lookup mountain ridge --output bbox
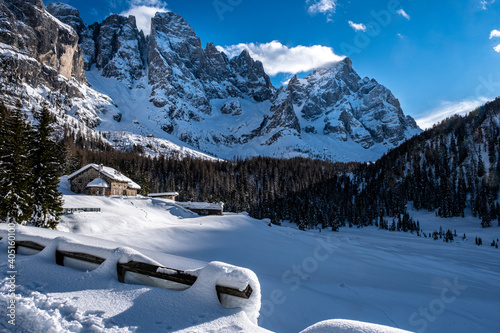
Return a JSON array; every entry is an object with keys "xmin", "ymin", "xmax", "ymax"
[{"xmin": 0, "ymin": 0, "xmax": 421, "ymax": 162}]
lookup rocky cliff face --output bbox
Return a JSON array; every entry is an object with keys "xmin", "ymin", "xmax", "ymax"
[
  {"xmin": 0, "ymin": 0, "xmax": 117, "ymax": 128},
  {"xmin": 96, "ymin": 15, "xmax": 147, "ymax": 87},
  {"xmin": 3, "ymin": 1, "xmax": 421, "ymax": 162},
  {"xmin": 0, "ymin": 0, "xmax": 85, "ymax": 85},
  {"xmin": 147, "ymin": 12, "xmax": 274, "ymax": 115},
  {"xmin": 45, "ymin": 2, "xmax": 85, "ymax": 35},
  {"xmin": 47, "ymin": 4, "xmax": 147, "ymax": 87}
]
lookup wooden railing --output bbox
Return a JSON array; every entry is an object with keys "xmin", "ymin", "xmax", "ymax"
[{"xmin": 5, "ymin": 238, "xmax": 252, "ymax": 301}]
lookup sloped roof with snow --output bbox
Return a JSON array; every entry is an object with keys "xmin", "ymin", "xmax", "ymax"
[
  {"xmin": 177, "ymin": 202, "xmax": 224, "ymax": 210},
  {"xmin": 148, "ymin": 192, "xmax": 179, "ymax": 197},
  {"xmin": 86, "ymin": 178, "xmax": 109, "ymax": 188},
  {"xmin": 68, "ymin": 163, "xmax": 141, "ymax": 189}
]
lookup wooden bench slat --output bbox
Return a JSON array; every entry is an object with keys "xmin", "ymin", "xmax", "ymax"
[
  {"xmin": 216, "ymin": 284, "xmax": 253, "ymax": 299},
  {"xmin": 116, "ymin": 261, "xmax": 197, "ymax": 285},
  {"xmin": 56, "ymin": 250, "xmax": 106, "ymax": 266},
  {"xmin": 16, "ymin": 240, "xmax": 45, "ymax": 252},
  {"xmin": 117, "ymin": 261, "xmax": 253, "ymax": 299}
]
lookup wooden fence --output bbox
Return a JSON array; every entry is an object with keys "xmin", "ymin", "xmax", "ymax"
[
  {"xmin": 2, "ymin": 237, "xmax": 252, "ymax": 302},
  {"xmin": 62, "ymin": 208, "xmax": 101, "ymax": 214}
]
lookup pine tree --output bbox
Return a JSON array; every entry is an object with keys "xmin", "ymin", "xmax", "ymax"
[
  {"xmin": 0, "ymin": 103, "xmax": 32, "ymax": 224},
  {"xmin": 29, "ymin": 106, "xmax": 64, "ymax": 228}
]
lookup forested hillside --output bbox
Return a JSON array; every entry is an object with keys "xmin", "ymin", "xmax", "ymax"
[
  {"xmin": 64, "ymin": 138, "xmax": 352, "ymax": 223},
  {"xmin": 362, "ymin": 97, "xmax": 500, "ymax": 227},
  {"xmin": 61, "ymin": 98, "xmax": 500, "ymax": 230},
  {"xmin": 3, "ymin": 98, "xmax": 499, "ymax": 231},
  {"xmin": 276, "ymin": 98, "xmax": 500, "ymax": 230}
]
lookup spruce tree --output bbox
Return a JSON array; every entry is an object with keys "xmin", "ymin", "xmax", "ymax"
[
  {"xmin": 0, "ymin": 103, "xmax": 8, "ymax": 220},
  {"xmin": 30, "ymin": 106, "xmax": 63, "ymax": 228},
  {"xmin": 0, "ymin": 103, "xmax": 32, "ymax": 224}
]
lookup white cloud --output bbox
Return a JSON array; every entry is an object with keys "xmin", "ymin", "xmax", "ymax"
[
  {"xmin": 307, "ymin": 0, "xmax": 338, "ymax": 15},
  {"xmin": 281, "ymin": 76, "xmax": 294, "ymax": 86},
  {"xmin": 217, "ymin": 41, "xmax": 345, "ymax": 76},
  {"xmin": 120, "ymin": 1, "xmax": 169, "ymax": 35},
  {"xmin": 397, "ymin": 33, "xmax": 405, "ymax": 39},
  {"xmin": 348, "ymin": 20, "xmax": 367, "ymax": 32},
  {"xmin": 489, "ymin": 30, "xmax": 500, "ymax": 52},
  {"xmin": 490, "ymin": 29, "xmax": 500, "ymax": 39},
  {"xmin": 416, "ymin": 98, "xmax": 489, "ymax": 129},
  {"xmin": 481, "ymin": 0, "xmax": 496, "ymax": 10},
  {"xmin": 397, "ymin": 9, "xmax": 411, "ymax": 20}
]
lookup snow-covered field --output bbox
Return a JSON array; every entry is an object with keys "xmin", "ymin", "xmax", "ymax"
[{"xmin": 1, "ymin": 179, "xmax": 499, "ymax": 332}]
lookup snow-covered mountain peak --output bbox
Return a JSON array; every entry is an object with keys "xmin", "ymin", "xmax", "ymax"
[
  {"xmin": 311, "ymin": 56, "xmax": 352, "ymax": 75},
  {"xmin": 151, "ymin": 11, "xmax": 199, "ymax": 46},
  {"xmin": 275, "ymin": 55, "xmax": 420, "ymax": 152}
]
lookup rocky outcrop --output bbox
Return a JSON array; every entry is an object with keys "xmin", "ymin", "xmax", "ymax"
[
  {"xmin": 229, "ymin": 49, "xmax": 273, "ymax": 102},
  {"xmin": 148, "ymin": 11, "xmax": 211, "ymax": 114},
  {"xmin": 97, "ymin": 15, "xmax": 147, "ymax": 87},
  {"xmin": 221, "ymin": 99, "xmax": 242, "ymax": 115},
  {"xmin": 263, "ymin": 95, "xmax": 300, "ymax": 136},
  {"xmin": 48, "ymin": 4, "xmax": 147, "ymax": 85},
  {"xmin": 0, "ymin": 0, "xmax": 118, "ymax": 130},
  {"xmin": 147, "ymin": 12, "xmax": 274, "ymax": 116},
  {"xmin": 46, "ymin": 2, "xmax": 97, "ymax": 72},
  {"xmin": 0, "ymin": 0, "xmax": 86, "ymax": 84},
  {"xmin": 46, "ymin": 2, "xmax": 85, "ymax": 35}
]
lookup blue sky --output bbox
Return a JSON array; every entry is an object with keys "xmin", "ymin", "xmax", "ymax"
[{"xmin": 46, "ymin": 0, "xmax": 500, "ymax": 128}]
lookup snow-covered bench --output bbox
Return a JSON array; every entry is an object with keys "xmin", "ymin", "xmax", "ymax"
[{"xmin": 10, "ymin": 238, "xmax": 254, "ymax": 305}]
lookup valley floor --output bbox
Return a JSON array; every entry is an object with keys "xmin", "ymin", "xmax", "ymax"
[{"xmin": 0, "ymin": 182, "xmax": 499, "ymax": 332}]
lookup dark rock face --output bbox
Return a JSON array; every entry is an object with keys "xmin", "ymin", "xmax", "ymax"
[
  {"xmin": 229, "ymin": 49, "xmax": 273, "ymax": 102},
  {"xmin": 48, "ymin": 4, "xmax": 147, "ymax": 85},
  {"xmin": 97, "ymin": 15, "xmax": 147, "ymax": 87},
  {"xmin": 262, "ymin": 95, "xmax": 300, "ymax": 136},
  {"xmin": 0, "ymin": 0, "xmax": 87, "ymax": 113},
  {"xmin": 0, "ymin": 0, "xmax": 86, "ymax": 84},
  {"xmin": 221, "ymin": 100, "xmax": 242, "ymax": 115},
  {"xmin": 147, "ymin": 12, "xmax": 212, "ymax": 115},
  {"xmin": 147, "ymin": 12, "xmax": 274, "ymax": 118}
]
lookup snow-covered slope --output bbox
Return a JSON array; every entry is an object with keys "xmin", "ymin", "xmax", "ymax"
[
  {"xmin": 1, "ymin": 178, "xmax": 498, "ymax": 332},
  {"xmin": 0, "ymin": 0, "xmax": 421, "ymax": 162}
]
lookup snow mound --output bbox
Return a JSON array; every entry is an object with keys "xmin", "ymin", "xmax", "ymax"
[
  {"xmin": 186, "ymin": 261, "xmax": 261, "ymax": 325},
  {"xmin": 93, "ymin": 246, "xmax": 162, "ymax": 280},
  {"xmin": 300, "ymin": 319, "xmax": 414, "ymax": 333}
]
